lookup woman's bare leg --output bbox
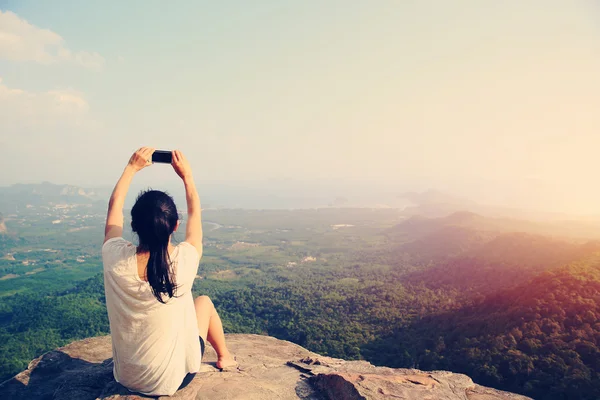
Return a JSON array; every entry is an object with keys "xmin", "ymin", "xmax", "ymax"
[{"xmin": 194, "ymin": 295, "xmax": 237, "ymax": 369}]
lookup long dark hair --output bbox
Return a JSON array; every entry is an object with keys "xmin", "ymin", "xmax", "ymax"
[{"xmin": 131, "ymin": 189, "xmax": 180, "ymax": 303}]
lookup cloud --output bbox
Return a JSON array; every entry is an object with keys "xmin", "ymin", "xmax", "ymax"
[
  {"xmin": 0, "ymin": 77, "xmax": 90, "ymax": 133},
  {"xmin": 0, "ymin": 10, "xmax": 105, "ymax": 70},
  {"xmin": 0, "ymin": 77, "xmax": 109, "ymax": 185}
]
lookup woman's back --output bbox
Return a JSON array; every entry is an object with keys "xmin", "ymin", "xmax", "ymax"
[
  {"xmin": 102, "ymin": 148, "xmax": 236, "ymax": 395},
  {"xmin": 102, "ymin": 237, "xmax": 201, "ymax": 396}
]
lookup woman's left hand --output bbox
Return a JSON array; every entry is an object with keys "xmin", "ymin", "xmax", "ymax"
[{"xmin": 127, "ymin": 147, "xmax": 156, "ymax": 172}]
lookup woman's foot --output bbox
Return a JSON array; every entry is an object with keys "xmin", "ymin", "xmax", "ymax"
[{"xmin": 216, "ymin": 353, "xmax": 238, "ymax": 370}]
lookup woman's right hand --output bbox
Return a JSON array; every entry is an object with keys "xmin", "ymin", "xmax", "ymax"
[
  {"xmin": 171, "ymin": 150, "xmax": 193, "ymax": 180},
  {"xmin": 127, "ymin": 147, "xmax": 156, "ymax": 172}
]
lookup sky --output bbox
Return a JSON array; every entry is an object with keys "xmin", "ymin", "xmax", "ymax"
[{"xmin": 1, "ymin": 1, "xmax": 600, "ymax": 213}]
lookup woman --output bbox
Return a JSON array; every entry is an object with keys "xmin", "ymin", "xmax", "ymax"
[{"xmin": 102, "ymin": 147, "xmax": 237, "ymax": 396}]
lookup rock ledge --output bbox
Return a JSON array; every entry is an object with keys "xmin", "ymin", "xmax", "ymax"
[{"xmin": 0, "ymin": 334, "xmax": 531, "ymax": 399}]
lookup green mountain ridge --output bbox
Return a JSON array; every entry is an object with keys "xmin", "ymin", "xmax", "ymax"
[{"xmin": 366, "ymin": 254, "xmax": 600, "ymax": 400}]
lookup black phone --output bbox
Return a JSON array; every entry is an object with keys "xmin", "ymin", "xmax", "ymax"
[{"xmin": 152, "ymin": 150, "xmax": 173, "ymax": 164}]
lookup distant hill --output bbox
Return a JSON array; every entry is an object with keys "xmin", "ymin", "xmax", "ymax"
[
  {"xmin": 394, "ymin": 225, "xmax": 497, "ymax": 264},
  {"xmin": 387, "ymin": 211, "xmax": 600, "ymax": 241},
  {"xmin": 405, "ymin": 231, "xmax": 600, "ymax": 295},
  {"xmin": 366, "ymin": 254, "xmax": 600, "ymax": 399},
  {"xmin": 398, "ymin": 191, "xmax": 478, "ymax": 218},
  {"xmin": 383, "ymin": 211, "xmax": 600, "ymax": 300},
  {"xmin": 466, "ymin": 233, "xmax": 600, "ymax": 267},
  {"xmin": 398, "ymin": 190, "xmax": 600, "ymax": 222},
  {"xmin": 0, "ymin": 182, "xmax": 110, "ymax": 212},
  {"xmin": 1, "ymin": 181, "xmax": 106, "ymax": 201},
  {"xmin": 386, "ymin": 211, "xmax": 494, "ymax": 239}
]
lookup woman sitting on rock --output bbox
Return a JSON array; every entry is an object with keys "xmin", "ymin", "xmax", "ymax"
[{"xmin": 102, "ymin": 147, "xmax": 237, "ymax": 396}]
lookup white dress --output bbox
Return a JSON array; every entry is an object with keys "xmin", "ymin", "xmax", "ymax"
[{"xmin": 102, "ymin": 237, "xmax": 202, "ymax": 396}]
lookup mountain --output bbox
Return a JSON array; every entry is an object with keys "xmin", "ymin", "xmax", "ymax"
[
  {"xmin": 405, "ymin": 232, "xmax": 600, "ymax": 295},
  {"xmin": 0, "ymin": 182, "xmax": 110, "ymax": 212},
  {"xmin": 384, "ymin": 210, "xmax": 600, "ymax": 298},
  {"xmin": 388, "ymin": 210, "xmax": 600, "ymax": 242},
  {"xmin": 394, "ymin": 225, "xmax": 497, "ymax": 264},
  {"xmin": 398, "ymin": 191, "xmax": 478, "ymax": 218},
  {"xmin": 387, "ymin": 211, "xmax": 530, "ymax": 240},
  {"xmin": 366, "ymin": 254, "xmax": 600, "ymax": 400},
  {"xmin": 398, "ymin": 190, "xmax": 600, "ymax": 223},
  {"xmin": 0, "ymin": 334, "xmax": 531, "ymax": 399},
  {"xmin": 383, "ymin": 211, "xmax": 549, "ymax": 266},
  {"xmin": 2, "ymin": 181, "xmax": 103, "ymax": 199}
]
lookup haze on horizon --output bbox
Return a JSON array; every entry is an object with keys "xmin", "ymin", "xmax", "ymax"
[{"xmin": 1, "ymin": 1, "xmax": 600, "ymax": 215}]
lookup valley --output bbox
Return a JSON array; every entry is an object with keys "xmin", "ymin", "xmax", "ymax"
[{"xmin": 0, "ymin": 187, "xmax": 599, "ymax": 399}]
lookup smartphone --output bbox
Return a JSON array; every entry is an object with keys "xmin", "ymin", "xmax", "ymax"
[{"xmin": 152, "ymin": 150, "xmax": 173, "ymax": 164}]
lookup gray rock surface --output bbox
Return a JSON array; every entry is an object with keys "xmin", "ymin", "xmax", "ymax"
[{"xmin": 0, "ymin": 334, "xmax": 532, "ymax": 399}]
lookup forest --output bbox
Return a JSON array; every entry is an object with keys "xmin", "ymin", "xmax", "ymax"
[{"xmin": 1, "ymin": 207, "xmax": 599, "ymax": 399}]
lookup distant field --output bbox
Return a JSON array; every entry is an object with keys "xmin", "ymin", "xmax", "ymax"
[{"xmin": 0, "ymin": 208, "xmax": 404, "ymax": 297}]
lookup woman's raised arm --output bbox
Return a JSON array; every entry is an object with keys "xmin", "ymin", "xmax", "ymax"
[
  {"xmin": 171, "ymin": 150, "xmax": 202, "ymax": 256},
  {"xmin": 104, "ymin": 147, "xmax": 155, "ymax": 244}
]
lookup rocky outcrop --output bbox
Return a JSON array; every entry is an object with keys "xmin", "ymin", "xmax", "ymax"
[
  {"xmin": 0, "ymin": 213, "xmax": 6, "ymax": 234},
  {"xmin": 0, "ymin": 334, "xmax": 531, "ymax": 399}
]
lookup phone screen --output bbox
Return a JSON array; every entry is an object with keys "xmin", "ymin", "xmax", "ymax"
[{"xmin": 152, "ymin": 150, "xmax": 172, "ymax": 163}]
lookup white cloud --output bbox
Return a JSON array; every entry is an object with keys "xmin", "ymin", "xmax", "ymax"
[
  {"xmin": 0, "ymin": 10, "xmax": 105, "ymax": 70},
  {"xmin": 0, "ymin": 77, "xmax": 89, "ymax": 132},
  {"xmin": 0, "ymin": 77, "xmax": 108, "ymax": 185}
]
